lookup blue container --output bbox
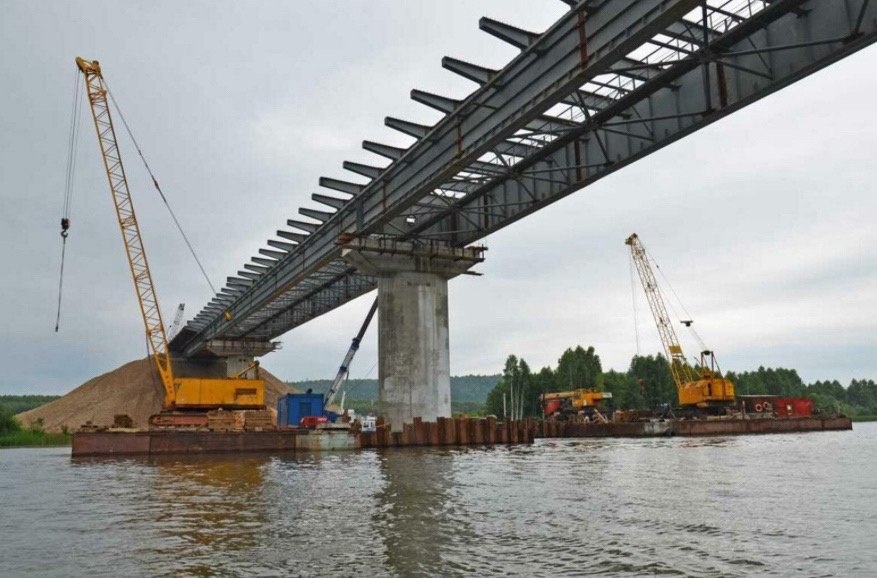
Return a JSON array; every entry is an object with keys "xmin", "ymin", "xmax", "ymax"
[{"xmin": 277, "ymin": 393, "xmax": 325, "ymax": 427}]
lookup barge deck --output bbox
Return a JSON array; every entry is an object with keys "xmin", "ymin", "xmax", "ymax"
[{"xmin": 71, "ymin": 415, "xmax": 852, "ymax": 456}]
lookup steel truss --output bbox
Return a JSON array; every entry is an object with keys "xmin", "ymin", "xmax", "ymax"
[{"xmin": 172, "ymin": 0, "xmax": 875, "ymax": 358}]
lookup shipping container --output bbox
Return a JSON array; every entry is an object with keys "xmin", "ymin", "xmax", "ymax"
[
  {"xmin": 774, "ymin": 397, "xmax": 814, "ymax": 417},
  {"xmin": 737, "ymin": 395, "xmax": 813, "ymax": 417},
  {"xmin": 738, "ymin": 395, "xmax": 779, "ymax": 414},
  {"xmin": 277, "ymin": 393, "xmax": 325, "ymax": 427}
]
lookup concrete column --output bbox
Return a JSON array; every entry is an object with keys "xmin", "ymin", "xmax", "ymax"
[{"xmin": 342, "ymin": 239, "xmax": 485, "ymax": 431}]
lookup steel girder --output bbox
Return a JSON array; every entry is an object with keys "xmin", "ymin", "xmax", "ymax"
[
  {"xmin": 172, "ymin": 0, "xmax": 876, "ymax": 358},
  {"xmin": 403, "ymin": 0, "xmax": 877, "ymax": 243}
]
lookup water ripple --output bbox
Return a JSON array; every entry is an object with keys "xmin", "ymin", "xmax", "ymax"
[{"xmin": 1, "ymin": 424, "xmax": 876, "ymax": 576}]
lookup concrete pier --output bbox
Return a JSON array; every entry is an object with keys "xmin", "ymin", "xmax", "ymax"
[{"xmin": 342, "ymin": 238, "xmax": 485, "ymax": 431}]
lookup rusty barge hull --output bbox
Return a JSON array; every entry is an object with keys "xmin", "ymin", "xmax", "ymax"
[
  {"xmin": 72, "ymin": 430, "xmax": 302, "ymax": 456},
  {"xmin": 560, "ymin": 416, "xmax": 853, "ymax": 438},
  {"xmin": 71, "ymin": 416, "xmax": 852, "ymax": 456},
  {"xmin": 71, "ymin": 416, "xmax": 533, "ymax": 456}
]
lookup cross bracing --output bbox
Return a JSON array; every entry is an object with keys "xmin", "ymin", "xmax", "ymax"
[{"xmin": 170, "ymin": 0, "xmax": 876, "ymax": 358}]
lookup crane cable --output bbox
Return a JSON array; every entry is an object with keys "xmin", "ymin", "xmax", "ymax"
[
  {"xmin": 629, "ymin": 254, "xmax": 641, "ymax": 357},
  {"xmin": 648, "ymin": 249, "xmax": 709, "ymax": 355},
  {"xmin": 105, "ymin": 83, "xmax": 218, "ymax": 296},
  {"xmin": 55, "ymin": 71, "xmax": 84, "ymax": 332}
]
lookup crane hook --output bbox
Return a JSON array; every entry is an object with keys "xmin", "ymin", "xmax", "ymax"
[{"xmin": 60, "ymin": 217, "xmax": 70, "ymax": 238}]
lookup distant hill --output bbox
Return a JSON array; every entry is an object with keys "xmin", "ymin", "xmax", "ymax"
[{"xmin": 289, "ymin": 374, "xmax": 501, "ymax": 404}]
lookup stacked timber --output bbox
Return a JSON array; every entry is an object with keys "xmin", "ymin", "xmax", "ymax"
[
  {"xmin": 113, "ymin": 414, "xmax": 134, "ymax": 429},
  {"xmin": 207, "ymin": 410, "xmax": 239, "ymax": 432},
  {"xmin": 243, "ymin": 410, "xmax": 275, "ymax": 431}
]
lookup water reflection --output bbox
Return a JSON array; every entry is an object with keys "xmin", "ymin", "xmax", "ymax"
[
  {"xmin": 150, "ymin": 455, "xmax": 271, "ymax": 560},
  {"xmin": 375, "ymin": 448, "xmax": 475, "ymax": 575},
  {"xmin": 5, "ymin": 426, "xmax": 873, "ymax": 576}
]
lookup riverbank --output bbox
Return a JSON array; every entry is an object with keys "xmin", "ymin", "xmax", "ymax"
[{"xmin": 0, "ymin": 429, "xmax": 71, "ymax": 448}]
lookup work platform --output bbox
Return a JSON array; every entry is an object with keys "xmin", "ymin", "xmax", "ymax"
[{"xmin": 71, "ymin": 416, "xmax": 852, "ymax": 456}]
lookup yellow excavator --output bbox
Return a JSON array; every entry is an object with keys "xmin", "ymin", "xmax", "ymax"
[
  {"xmin": 625, "ymin": 233, "xmax": 735, "ymax": 410},
  {"xmin": 75, "ymin": 57, "xmax": 265, "ymax": 425}
]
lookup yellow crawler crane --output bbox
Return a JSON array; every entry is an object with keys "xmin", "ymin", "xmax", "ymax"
[
  {"xmin": 625, "ymin": 233, "xmax": 735, "ymax": 409},
  {"xmin": 76, "ymin": 57, "xmax": 264, "ymax": 417}
]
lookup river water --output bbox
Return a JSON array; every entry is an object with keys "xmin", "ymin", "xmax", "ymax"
[{"xmin": 1, "ymin": 424, "xmax": 875, "ymax": 577}]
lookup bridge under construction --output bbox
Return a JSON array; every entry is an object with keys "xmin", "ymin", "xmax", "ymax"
[{"xmin": 148, "ymin": 0, "xmax": 875, "ymax": 429}]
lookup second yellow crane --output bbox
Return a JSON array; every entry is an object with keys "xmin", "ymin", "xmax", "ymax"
[{"xmin": 626, "ymin": 233, "xmax": 735, "ymax": 410}]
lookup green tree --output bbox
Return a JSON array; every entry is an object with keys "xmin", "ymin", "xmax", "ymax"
[
  {"xmin": 0, "ymin": 407, "xmax": 20, "ymax": 435},
  {"xmin": 629, "ymin": 354, "xmax": 676, "ymax": 408},
  {"xmin": 603, "ymin": 369, "xmax": 643, "ymax": 410},
  {"xmin": 726, "ymin": 367, "xmax": 806, "ymax": 397},
  {"xmin": 847, "ymin": 379, "xmax": 877, "ymax": 414},
  {"xmin": 533, "ymin": 366, "xmax": 555, "ymax": 410},
  {"xmin": 808, "ymin": 380, "xmax": 846, "ymax": 402},
  {"xmin": 485, "ymin": 355, "xmax": 545, "ymax": 418},
  {"xmin": 554, "ymin": 346, "xmax": 603, "ymax": 392},
  {"xmin": 486, "ymin": 355, "xmax": 517, "ymax": 417}
]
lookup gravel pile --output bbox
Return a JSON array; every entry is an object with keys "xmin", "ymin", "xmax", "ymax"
[{"xmin": 16, "ymin": 358, "xmax": 292, "ymax": 432}]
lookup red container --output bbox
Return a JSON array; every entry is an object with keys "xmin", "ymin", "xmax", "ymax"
[
  {"xmin": 543, "ymin": 399, "xmax": 562, "ymax": 415},
  {"xmin": 300, "ymin": 415, "xmax": 329, "ymax": 428},
  {"xmin": 774, "ymin": 397, "xmax": 813, "ymax": 417},
  {"xmin": 739, "ymin": 395, "xmax": 778, "ymax": 414}
]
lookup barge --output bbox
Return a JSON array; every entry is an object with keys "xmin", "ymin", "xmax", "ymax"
[
  {"xmin": 71, "ymin": 415, "xmax": 852, "ymax": 457},
  {"xmin": 560, "ymin": 415, "xmax": 852, "ymax": 438}
]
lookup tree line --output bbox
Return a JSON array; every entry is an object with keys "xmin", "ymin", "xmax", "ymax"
[
  {"xmin": 484, "ymin": 345, "xmax": 877, "ymax": 418},
  {"xmin": 0, "ymin": 395, "xmax": 60, "ymax": 415}
]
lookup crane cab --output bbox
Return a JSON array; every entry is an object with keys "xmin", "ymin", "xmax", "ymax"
[
  {"xmin": 174, "ymin": 377, "xmax": 265, "ymax": 409},
  {"xmin": 678, "ymin": 377, "xmax": 736, "ymax": 408}
]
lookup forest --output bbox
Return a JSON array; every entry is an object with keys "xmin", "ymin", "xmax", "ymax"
[{"xmin": 483, "ymin": 345, "xmax": 877, "ymax": 419}]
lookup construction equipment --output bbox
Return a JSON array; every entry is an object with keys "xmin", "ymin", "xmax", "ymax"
[
  {"xmin": 325, "ymin": 298, "xmax": 378, "ymax": 409},
  {"xmin": 625, "ymin": 233, "xmax": 735, "ymax": 410},
  {"xmin": 540, "ymin": 389, "xmax": 612, "ymax": 420},
  {"xmin": 277, "ymin": 299, "xmax": 378, "ymax": 429},
  {"xmin": 75, "ymin": 57, "xmax": 265, "ymax": 419},
  {"xmin": 167, "ymin": 303, "xmax": 185, "ymax": 340}
]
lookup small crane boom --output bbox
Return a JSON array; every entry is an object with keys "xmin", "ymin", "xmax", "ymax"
[
  {"xmin": 625, "ymin": 233, "xmax": 695, "ymax": 388},
  {"xmin": 168, "ymin": 303, "xmax": 185, "ymax": 341},
  {"xmin": 325, "ymin": 298, "xmax": 378, "ymax": 409}
]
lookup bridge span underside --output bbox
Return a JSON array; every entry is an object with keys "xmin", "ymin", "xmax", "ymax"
[{"xmin": 170, "ymin": 0, "xmax": 875, "ymax": 368}]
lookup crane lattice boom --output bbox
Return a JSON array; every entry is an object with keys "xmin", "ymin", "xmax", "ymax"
[
  {"xmin": 76, "ymin": 57, "xmax": 175, "ymax": 408},
  {"xmin": 625, "ymin": 233, "xmax": 735, "ymax": 409},
  {"xmin": 625, "ymin": 233, "xmax": 693, "ymax": 389}
]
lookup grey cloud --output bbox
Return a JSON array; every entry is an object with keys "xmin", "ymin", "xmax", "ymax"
[{"xmin": 1, "ymin": 1, "xmax": 875, "ymax": 395}]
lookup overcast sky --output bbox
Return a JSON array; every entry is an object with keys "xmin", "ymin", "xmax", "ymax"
[{"xmin": 2, "ymin": 1, "xmax": 875, "ymax": 395}]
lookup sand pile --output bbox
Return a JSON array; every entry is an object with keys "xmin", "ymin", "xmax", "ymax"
[{"xmin": 16, "ymin": 358, "xmax": 292, "ymax": 433}]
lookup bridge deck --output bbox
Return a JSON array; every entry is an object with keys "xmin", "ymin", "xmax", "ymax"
[{"xmin": 171, "ymin": 0, "xmax": 876, "ymax": 358}]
